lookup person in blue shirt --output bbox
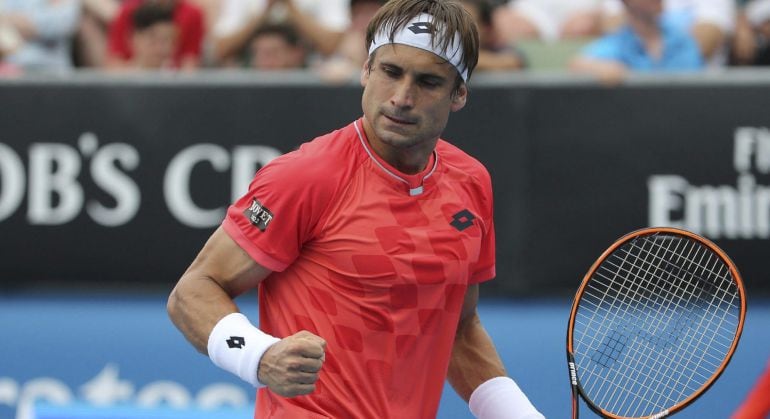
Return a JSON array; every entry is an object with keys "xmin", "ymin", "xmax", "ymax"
[{"xmin": 570, "ymin": 0, "xmax": 703, "ymax": 84}]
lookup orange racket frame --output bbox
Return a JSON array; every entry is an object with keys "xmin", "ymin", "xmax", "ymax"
[{"xmin": 566, "ymin": 227, "xmax": 747, "ymax": 419}]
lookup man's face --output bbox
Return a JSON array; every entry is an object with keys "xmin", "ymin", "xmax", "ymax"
[
  {"xmin": 132, "ymin": 22, "xmax": 177, "ymax": 68},
  {"xmin": 624, "ymin": 0, "xmax": 663, "ymax": 21},
  {"xmin": 250, "ymin": 34, "xmax": 303, "ymax": 70},
  {"xmin": 360, "ymin": 44, "xmax": 467, "ymax": 154}
]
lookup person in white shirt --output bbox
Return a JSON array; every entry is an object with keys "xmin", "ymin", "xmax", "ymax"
[
  {"xmin": 493, "ymin": 0, "xmax": 605, "ymax": 43},
  {"xmin": 212, "ymin": 0, "xmax": 348, "ymax": 66},
  {"xmin": 0, "ymin": 0, "xmax": 81, "ymax": 72}
]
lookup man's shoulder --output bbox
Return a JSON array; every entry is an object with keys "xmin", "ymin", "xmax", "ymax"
[
  {"xmin": 436, "ymin": 140, "xmax": 490, "ymax": 180},
  {"xmin": 261, "ymin": 122, "xmax": 363, "ymax": 185}
]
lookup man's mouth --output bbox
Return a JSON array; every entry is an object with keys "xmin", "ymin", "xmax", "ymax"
[{"xmin": 384, "ymin": 114, "xmax": 416, "ymax": 125}]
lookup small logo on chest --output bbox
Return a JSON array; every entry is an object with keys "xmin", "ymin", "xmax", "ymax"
[{"xmin": 450, "ymin": 209, "xmax": 476, "ymax": 231}]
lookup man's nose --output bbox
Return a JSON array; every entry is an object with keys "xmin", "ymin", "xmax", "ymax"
[{"xmin": 390, "ymin": 79, "xmax": 416, "ymax": 109}]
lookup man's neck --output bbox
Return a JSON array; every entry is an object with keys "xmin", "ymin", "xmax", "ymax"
[{"xmin": 361, "ymin": 118, "xmax": 437, "ymax": 175}]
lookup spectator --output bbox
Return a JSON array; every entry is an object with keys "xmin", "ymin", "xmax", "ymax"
[
  {"xmin": 493, "ymin": 0, "xmax": 604, "ymax": 43},
  {"xmin": 74, "ymin": 0, "xmax": 121, "ymax": 67},
  {"xmin": 461, "ymin": 0, "xmax": 526, "ymax": 71},
  {"xmin": 731, "ymin": 0, "xmax": 770, "ymax": 65},
  {"xmin": 316, "ymin": 0, "xmax": 385, "ymax": 83},
  {"xmin": 0, "ymin": 10, "xmax": 22, "ymax": 72},
  {"xmin": 0, "ymin": 0, "xmax": 81, "ymax": 73},
  {"xmin": 211, "ymin": 0, "xmax": 349, "ymax": 66},
  {"xmin": 570, "ymin": 0, "xmax": 703, "ymax": 85},
  {"xmin": 187, "ymin": 0, "xmax": 221, "ymax": 32},
  {"xmin": 105, "ymin": 0, "xmax": 204, "ymax": 70},
  {"xmin": 602, "ymin": 0, "xmax": 736, "ymax": 66},
  {"xmin": 129, "ymin": 1, "xmax": 178, "ymax": 69},
  {"xmin": 247, "ymin": 22, "xmax": 306, "ymax": 69}
]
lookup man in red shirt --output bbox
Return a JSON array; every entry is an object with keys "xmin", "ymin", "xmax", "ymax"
[
  {"xmin": 105, "ymin": 0, "xmax": 204, "ymax": 70},
  {"xmin": 167, "ymin": 0, "xmax": 544, "ymax": 417}
]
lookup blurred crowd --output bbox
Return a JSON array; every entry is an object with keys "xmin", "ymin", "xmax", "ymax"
[{"xmin": 0, "ymin": 0, "xmax": 769, "ymax": 83}]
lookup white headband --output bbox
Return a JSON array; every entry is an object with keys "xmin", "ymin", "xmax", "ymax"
[{"xmin": 368, "ymin": 13, "xmax": 468, "ymax": 81}]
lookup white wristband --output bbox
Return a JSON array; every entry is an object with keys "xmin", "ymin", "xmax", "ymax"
[
  {"xmin": 207, "ymin": 312, "xmax": 281, "ymax": 388},
  {"xmin": 469, "ymin": 376, "xmax": 545, "ymax": 419}
]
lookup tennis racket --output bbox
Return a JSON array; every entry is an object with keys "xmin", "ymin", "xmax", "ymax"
[{"xmin": 566, "ymin": 227, "xmax": 746, "ymax": 419}]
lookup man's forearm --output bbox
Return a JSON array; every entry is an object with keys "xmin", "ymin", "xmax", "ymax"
[
  {"xmin": 449, "ymin": 311, "xmax": 545, "ymax": 418},
  {"xmin": 447, "ymin": 312, "xmax": 506, "ymax": 401},
  {"xmin": 167, "ymin": 274, "xmax": 240, "ymax": 354}
]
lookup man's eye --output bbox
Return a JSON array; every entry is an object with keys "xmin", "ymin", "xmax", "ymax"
[
  {"xmin": 420, "ymin": 79, "xmax": 441, "ymax": 88},
  {"xmin": 383, "ymin": 67, "xmax": 399, "ymax": 77}
]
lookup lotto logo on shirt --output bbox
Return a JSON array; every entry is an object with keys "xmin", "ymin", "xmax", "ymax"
[{"xmin": 243, "ymin": 198, "xmax": 274, "ymax": 231}]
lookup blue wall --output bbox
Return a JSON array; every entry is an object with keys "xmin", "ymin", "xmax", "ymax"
[{"xmin": 1, "ymin": 294, "xmax": 768, "ymax": 418}]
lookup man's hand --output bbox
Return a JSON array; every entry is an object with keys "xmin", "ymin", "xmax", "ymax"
[{"xmin": 258, "ymin": 330, "xmax": 326, "ymax": 397}]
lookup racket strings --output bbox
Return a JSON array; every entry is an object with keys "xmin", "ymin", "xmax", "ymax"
[
  {"xmin": 585, "ymin": 236, "xmax": 737, "ymax": 414},
  {"xmin": 579, "ymin": 263, "xmax": 720, "ymax": 413},
  {"xmin": 572, "ymin": 233, "xmax": 742, "ymax": 418},
  {"xmin": 579, "ymin": 234, "xmax": 695, "ymax": 413},
  {"xmin": 579, "ymin": 236, "xmax": 739, "ymax": 416},
  {"xmin": 621, "ymin": 237, "xmax": 736, "ymax": 415}
]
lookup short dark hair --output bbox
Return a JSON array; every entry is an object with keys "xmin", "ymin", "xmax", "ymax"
[
  {"xmin": 365, "ymin": 0, "xmax": 479, "ymax": 81},
  {"xmin": 132, "ymin": 2, "xmax": 175, "ymax": 31}
]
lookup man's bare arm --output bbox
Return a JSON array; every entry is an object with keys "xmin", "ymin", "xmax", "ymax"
[
  {"xmin": 448, "ymin": 284, "xmax": 544, "ymax": 418},
  {"xmin": 447, "ymin": 284, "xmax": 507, "ymax": 401},
  {"xmin": 167, "ymin": 226, "xmax": 326, "ymax": 396},
  {"xmin": 167, "ymin": 225, "xmax": 271, "ymax": 354}
]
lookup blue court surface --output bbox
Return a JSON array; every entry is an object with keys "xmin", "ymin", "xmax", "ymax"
[{"xmin": 1, "ymin": 294, "xmax": 768, "ymax": 419}]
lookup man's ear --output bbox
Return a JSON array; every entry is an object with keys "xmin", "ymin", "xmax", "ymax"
[
  {"xmin": 451, "ymin": 82, "xmax": 468, "ymax": 112},
  {"xmin": 360, "ymin": 59, "xmax": 370, "ymax": 87}
]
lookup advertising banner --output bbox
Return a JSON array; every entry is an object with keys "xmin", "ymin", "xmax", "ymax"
[{"xmin": 1, "ymin": 80, "xmax": 768, "ymax": 295}]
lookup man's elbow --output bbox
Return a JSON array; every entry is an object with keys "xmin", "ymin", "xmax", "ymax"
[{"xmin": 166, "ymin": 280, "xmax": 186, "ymax": 324}]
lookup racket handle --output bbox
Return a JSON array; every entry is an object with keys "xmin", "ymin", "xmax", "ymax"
[{"xmin": 568, "ymin": 356, "xmax": 579, "ymax": 419}]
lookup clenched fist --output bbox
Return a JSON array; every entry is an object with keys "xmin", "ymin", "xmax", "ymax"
[{"xmin": 258, "ymin": 330, "xmax": 326, "ymax": 397}]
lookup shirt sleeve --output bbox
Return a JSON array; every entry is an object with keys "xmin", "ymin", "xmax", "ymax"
[
  {"xmin": 177, "ymin": 5, "xmax": 205, "ymax": 59},
  {"xmin": 107, "ymin": 5, "xmax": 132, "ymax": 59},
  {"xmin": 675, "ymin": 36, "xmax": 705, "ymax": 69},
  {"xmin": 222, "ymin": 148, "xmax": 338, "ymax": 272},
  {"xmin": 693, "ymin": 0, "xmax": 736, "ymax": 33},
  {"xmin": 28, "ymin": 0, "xmax": 81, "ymax": 40},
  {"xmin": 213, "ymin": 0, "xmax": 266, "ymax": 37},
  {"xmin": 470, "ymin": 168, "xmax": 496, "ymax": 284},
  {"xmin": 581, "ymin": 35, "xmax": 622, "ymax": 61},
  {"xmin": 296, "ymin": 0, "xmax": 349, "ymax": 31}
]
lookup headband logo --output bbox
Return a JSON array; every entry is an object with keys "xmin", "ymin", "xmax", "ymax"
[{"xmin": 407, "ymin": 22, "xmax": 432, "ymax": 35}]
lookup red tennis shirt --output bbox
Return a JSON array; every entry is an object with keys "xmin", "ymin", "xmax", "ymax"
[
  {"xmin": 222, "ymin": 119, "xmax": 496, "ymax": 418},
  {"xmin": 106, "ymin": 0, "xmax": 204, "ymax": 67}
]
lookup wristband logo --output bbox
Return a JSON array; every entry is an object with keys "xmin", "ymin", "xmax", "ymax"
[{"xmin": 226, "ymin": 336, "xmax": 245, "ymax": 349}]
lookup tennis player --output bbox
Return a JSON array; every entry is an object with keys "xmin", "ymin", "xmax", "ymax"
[{"xmin": 167, "ymin": 0, "xmax": 544, "ymax": 417}]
